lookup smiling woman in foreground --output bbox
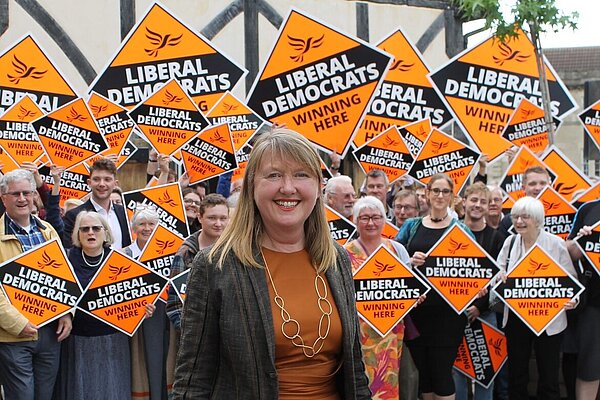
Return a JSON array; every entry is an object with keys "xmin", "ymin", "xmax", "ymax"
[{"xmin": 172, "ymin": 128, "xmax": 370, "ymax": 400}]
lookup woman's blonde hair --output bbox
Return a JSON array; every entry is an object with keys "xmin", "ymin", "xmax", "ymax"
[
  {"xmin": 71, "ymin": 211, "xmax": 114, "ymax": 248},
  {"xmin": 209, "ymin": 128, "xmax": 337, "ymax": 272}
]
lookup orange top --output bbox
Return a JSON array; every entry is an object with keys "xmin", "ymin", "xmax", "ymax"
[{"xmin": 262, "ymin": 248, "xmax": 343, "ymax": 400}]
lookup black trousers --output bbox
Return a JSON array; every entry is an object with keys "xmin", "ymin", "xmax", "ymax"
[{"xmin": 505, "ymin": 313, "xmax": 563, "ymax": 400}]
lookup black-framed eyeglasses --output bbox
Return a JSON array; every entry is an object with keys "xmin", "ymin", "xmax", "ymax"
[
  {"xmin": 394, "ymin": 204, "xmax": 416, "ymax": 211},
  {"xmin": 79, "ymin": 225, "xmax": 104, "ymax": 233},
  {"xmin": 357, "ymin": 215, "xmax": 384, "ymax": 223},
  {"xmin": 184, "ymin": 199, "xmax": 202, "ymax": 206},
  {"xmin": 430, "ymin": 188, "xmax": 452, "ymax": 196}
]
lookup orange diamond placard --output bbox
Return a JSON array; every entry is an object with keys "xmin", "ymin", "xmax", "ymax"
[
  {"xmin": 37, "ymin": 163, "xmax": 91, "ymax": 208},
  {"xmin": 542, "ymin": 146, "xmax": 592, "ymax": 202},
  {"xmin": 501, "ymin": 98, "xmax": 561, "ymax": 154},
  {"xmin": 171, "ymin": 268, "xmax": 190, "ymax": 303},
  {"xmin": 578, "ymin": 99, "xmax": 600, "ymax": 151},
  {"xmin": 493, "ymin": 245, "xmax": 584, "ymax": 335},
  {"xmin": 422, "ymin": 224, "xmax": 499, "ymax": 313},
  {"xmin": 399, "ymin": 118, "xmax": 432, "ymax": 157},
  {"xmin": 325, "ymin": 205, "xmax": 356, "ymax": 245},
  {"xmin": 576, "ymin": 221, "xmax": 600, "ymax": 277},
  {"xmin": 138, "ymin": 224, "xmax": 184, "ymax": 304},
  {"xmin": 407, "ymin": 128, "xmax": 480, "ymax": 194},
  {"xmin": 0, "ymin": 95, "xmax": 46, "ymax": 165},
  {"xmin": 537, "ymin": 186, "xmax": 577, "ymax": 240},
  {"xmin": 128, "ymin": 79, "xmax": 209, "ymax": 156},
  {"xmin": 232, "ymin": 144, "xmax": 252, "ymax": 183},
  {"xmin": 381, "ymin": 221, "xmax": 400, "ymax": 241},
  {"xmin": 246, "ymin": 9, "xmax": 391, "ymax": 157},
  {"xmin": 0, "ymin": 239, "xmax": 82, "ymax": 327},
  {"xmin": 454, "ymin": 317, "xmax": 508, "ymax": 389},
  {"xmin": 181, "ymin": 123, "xmax": 238, "ymax": 185},
  {"xmin": 77, "ymin": 250, "xmax": 168, "ymax": 336},
  {"xmin": 498, "ymin": 145, "xmax": 555, "ymax": 201},
  {"xmin": 0, "ymin": 35, "xmax": 77, "ymax": 114},
  {"xmin": 31, "ymin": 98, "xmax": 109, "ymax": 169},
  {"xmin": 85, "ymin": 92, "xmax": 136, "ymax": 166},
  {"xmin": 572, "ymin": 182, "xmax": 600, "ymax": 209},
  {"xmin": 206, "ymin": 91, "xmax": 265, "ymax": 151},
  {"xmin": 354, "ymin": 245, "xmax": 430, "ymax": 337},
  {"xmin": 354, "ymin": 28, "xmax": 451, "ymax": 148},
  {"xmin": 89, "ymin": 3, "xmax": 246, "ymax": 111},
  {"xmin": 353, "ymin": 126, "xmax": 414, "ymax": 184},
  {"xmin": 122, "ymin": 182, "xmax": 189, "ymax": 238},
  {"xmin": 429, "ymin": 29, "xmax": 576, "ymax": 162}
]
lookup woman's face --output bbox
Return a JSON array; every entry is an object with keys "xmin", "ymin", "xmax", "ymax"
[
  {"xmin": 183, "ymin": 192, "xmax": 201, "ymax": 220},
  {"xmin": 511, "ymin": 212, "xmax": 538, "ymax": 237},
  {"xmin": 78, "ymin": 215, "xmax": 106, "ymax": 253},
  {"xmin": 427, "ymin": 178, "xmax": 453, "ymax": 212},
  {"xmin": 356, "ymin": 207, "xmax": 385, "ymax": 242},
  {"xmin": 134, "ymin": 218, "xmax": 157, "ymax": 246},
  {"xmin": 253, "ymin": 153, "xmax": 319, "ymax": 238}
]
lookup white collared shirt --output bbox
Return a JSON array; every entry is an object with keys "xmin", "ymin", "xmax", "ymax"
[{"xmin": 90, "ymin": 197, "xmax": 124, "ymax": 249}]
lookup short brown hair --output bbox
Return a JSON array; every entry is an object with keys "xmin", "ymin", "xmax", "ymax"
[
  {"xmin": 463, "ymin": 182, "xmax": 489, "ymax": 200},
  {"xmin": 199, "ymin": 193, "xmax": 228, "ymax": 216},
  {"xmin": 89, "ymin": 158, "xmax": 117, "ymax": 177},
  {"xmin": 523, "ymin": 166, "xmax": 549, "ymax": 184}
]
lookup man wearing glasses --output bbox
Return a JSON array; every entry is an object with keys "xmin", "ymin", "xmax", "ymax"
[
  {"xmin": 0, "ymin": 169, "xmax": 72, "ymax": 400},
  {"xmin": 392, "ymin": 190, "xmax": 419, "ymax": 228},
  {"xmin": 62, "ymin": 158, "xmax": 131, "ymax": 249},
  {"xmin": 324, "ymin": 175, "xmax": 356, "ymax": 220}
]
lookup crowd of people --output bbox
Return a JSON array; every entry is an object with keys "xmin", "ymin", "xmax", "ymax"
[{"xmin": 0, "ymin": 126, "xmax": 598, "ymax": 400}]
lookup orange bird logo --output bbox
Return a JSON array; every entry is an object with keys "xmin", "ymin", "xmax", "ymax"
[
  {"xmin": 162, "ymin": 90, "xmax": 182, "ymax": 106},
  {"xmin": 89, "ymin": 103, "xmax": 108, "ymax": 118},
  {"xmin": 17, "ymin": 105, "xmax": 36, "ymax": 120},
  {"xmin": 155, "ymin": 239, "xmax": 175, "ymax": 255},
  {"xmin": 211, "ymin": 130, "xmax": 227, "ymax": 144},
  {"xmin": 389, "ymin": 58, "xmax": 414, "ymax": 72},
  {"xmin": 287, "ymin": 34, "xmax": 324, "ymax": 62},
  {"xmin": 66, "ymin": 107, "xmax": 86, "ymax": 123},
  {"xmin": 520, "ymin": 108, "xmax": 536, "ymax": 119},
  {"xmin": 37, "ymin": 251, "xmax": 62, "ymax": 270},
  {"xmin": 383, "ymin": 135, "xmax": 400, "ymax": 147},
  {"xmin": 493, "ymin": 42, "xmax": 530, "ymax": 66},
  {"xmin": 518, "ymin": 159, "xmax": 534, "ymax": 171},
  {"xmin": 109, "ymin": 265, "xmax": 131, "ymax": 281},
  {"xmin": 542, "ymin": 200, "xmax": 560, "ymax": 211},
  {"xmin": 448, "ymin": 238, "xmax": 469, "ymax": 255},
  {"xmin": 7, "ymin": 55, "xmax": 47, "ymax": 84},
  {"xmin": 431, "ymin": 140, "xmax": 448, "ymax": 154},
  {"xmin": 144, "ymin": 27, "xmax": 183, "ymax": 58},
  {"xmin": 554, "ymin": 182, "xmax": 577, "ymax": 197},
  {"xmin": 158, "ymin": 191, "xmax": 177, "ymax": 208},
  {"xmin": 528, "ymin": 259, "xmax": 549, "ymax": 275},
  {"xmin": 221, "ymin": 102, "xmax": 238, "ymax": 114},
  {"xmin": 489, "ymin": 337, "xmax": 504, "ymax": 356},
  {"xmin": 373, "ymin": 260, "xmax": 395, "ymax": 276}
]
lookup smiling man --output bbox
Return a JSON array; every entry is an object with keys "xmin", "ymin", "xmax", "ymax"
[
  {"xmin": 62, "ymin": 158, "xmax": 131, "ymax": 249},
  {"xmin": 0, "ymin": 169, "xmax": 72, "ymax": 400},
  {"xmin": 324, "ymin": 175, "xmax": 356, "ymax": 219}
]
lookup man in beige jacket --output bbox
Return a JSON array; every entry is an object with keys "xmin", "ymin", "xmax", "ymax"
[{"xmin": 0, "ymin": 169, "xmax": 72, "ymax": 400}]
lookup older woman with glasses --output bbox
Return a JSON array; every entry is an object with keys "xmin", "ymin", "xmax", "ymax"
[
  {"xmin": 394, "ymin": 173, "xmax": 473, "ymax": 400},
  {"xmin": 55, "ymin": 211, "xmax": 154, "ymax": 400},
  {"xmin": 497, "ymin": 196, "xmax": 577, "ymax": 400},
  {"xmin": 344, "ymin": 196, "xmax": 414, "ymax": 399}
]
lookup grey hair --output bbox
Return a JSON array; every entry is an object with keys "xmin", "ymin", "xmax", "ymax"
[
  {"xmin": 0, "ymin": 169, "xmax": 35, "ymax": 194},
  {"xmin": 131, "ymin": 208, "xmax": 160, "ymax": 228},
  {"xmin": 71, "ymin": 211, "xmax": 114, "ymax": 248},
  {"xmin": 353, "ymin": 195, "xmax": 386, "ymax": 222},
  {"xmin": 511, "ymin": 196, "xmax": 545, "ymax": 230},
  {"xmin": 324, "ymin": 175, "xmax": 352, "ymax": 197}
]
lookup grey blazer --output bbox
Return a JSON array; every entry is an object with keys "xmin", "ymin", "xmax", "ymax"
[{"xmin": 172, "ymin": 243, "xmax": 371, "ymax": 399}]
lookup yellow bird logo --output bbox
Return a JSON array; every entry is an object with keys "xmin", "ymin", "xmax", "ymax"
[
  {"xmin": 528, "ymin": 259, "xmax": 549, "ymax": 275},
  {"xmin": 108, "ymin": 264, "xmax": 131, "ymax": 281},
  {"xmin": 373, "ymin": 260, "xmax": 395, "ymax": 276},
  {"xmin": 493, "ymin": 42, "xmax": 530, "ymax": 66},
  {"xmin": 17, "ymin": 105, "xmax": 36, "ymax": 120},
  {"xmin": 7, "ymin": 55, "xmax": 47, "ymax": 84},
  {"xmin": 287, "ymin": 34, "xmax": 324, "ymax": 62},
  {"xmin": 37, "ymin": 251, "xmax": 62, "ymax": 270},
  {"xmin": 66, "ymin": 107, "xmax": 86, "ymax": 123},
  {"xmin": 162, "ymin": 90, "xmax": 182, "ymax": 106},
  {"xmin": 144, "ymin": 27, "xmax": 183, "ymax": 58},
  {"xmin": 155, "ymin": 239, "xmax": 175, "ymax": 255}
]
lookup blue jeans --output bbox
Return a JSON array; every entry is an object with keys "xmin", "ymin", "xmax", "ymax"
[{"xmin": 0, "ymin": 324, "xmax": 61, "ymax": 400}]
